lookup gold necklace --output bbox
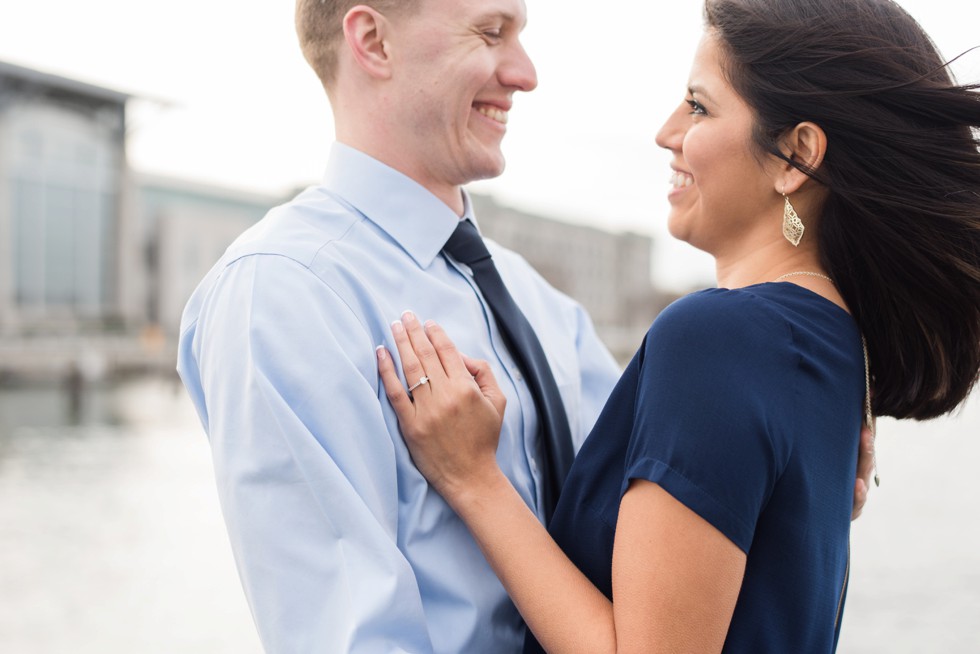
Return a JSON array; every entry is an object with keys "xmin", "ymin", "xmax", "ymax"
[
  {"xmin": 774, "ymin": 271, "xmax": 833, "ymax": 283},
  {"xmin": 773, "ymin": 270, "xmax": 880, "ymax": 486}
]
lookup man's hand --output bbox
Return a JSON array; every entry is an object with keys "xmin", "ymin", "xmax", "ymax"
[{"xmin": 851, "ymin": 423, "xmax": 875, "ymax": 520}]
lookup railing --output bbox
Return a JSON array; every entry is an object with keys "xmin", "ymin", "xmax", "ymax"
[{"xmin": 0, "ymin": 331, "xmax": 176, "ymax": 382}]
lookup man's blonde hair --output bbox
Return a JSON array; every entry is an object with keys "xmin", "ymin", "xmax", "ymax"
[{"xmin": 295, "ymin": 0, "xmax": 417, "ymax": 87}]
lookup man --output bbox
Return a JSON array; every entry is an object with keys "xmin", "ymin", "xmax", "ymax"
[
  {"xmin": 178, "ymin": 1, "xmax": 873, "ymax": 651},
  {"xmin": 178, "ymin": 1, "xmax": 620, "ymax": 651}
]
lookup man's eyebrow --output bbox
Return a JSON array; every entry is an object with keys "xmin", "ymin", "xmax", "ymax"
[{"xmin": 475, "ymin": 10, "xmax": 527, "ymax": 28}]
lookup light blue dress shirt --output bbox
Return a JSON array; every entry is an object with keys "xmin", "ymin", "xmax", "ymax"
[{"xmin": 177, "ymin": 142, "xmax": 620, "ymax": 653}]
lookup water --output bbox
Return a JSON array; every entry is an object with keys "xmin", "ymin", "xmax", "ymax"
[
  {"xmin": 0, "ymin": 377, "xmax": 977, "ymax": 653},
  {"xmin": 840, "ymin": 396, "xmax": 980, "ymax": 653},
  {"xmin": 0, "ymin": 378, "xmax": 261, "ymax": 653}
]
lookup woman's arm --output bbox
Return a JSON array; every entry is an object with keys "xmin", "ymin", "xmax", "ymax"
[
  {"xmin": 611, "ymin": 480, "xmax": 745, "ymax": 654},
  {"xmin": 377, "ymin": 313, "xmax": 746, "ymax": 653},
  {"xmin": 452, "ymin": 473, "xmax": 747, "ymax": 654}
]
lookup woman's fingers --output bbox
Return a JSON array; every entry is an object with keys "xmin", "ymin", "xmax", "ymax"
[
  {"xmin": 462, "ymin": 354, "xmax": 507, "ymax": 418},
  {"xmin": 423, "ymin": 320, "xmax": 472, "ymax": 379},
  {"xmin": 851, "ymin": 423, "xmax": 875, "ymax": 520},
  {"xmin": 376, "ymin": 345, "xmax": 415, "ymax": 420},
  {"xmin": 401, "ymin": 312, "xmax": 447, "ymax": 387},
  {"xmin": 419, "ymin": 321, "xmax": 503, "ymax": 420},
  {"xmin": 388, "ymin": 313, "xmax": 499, "ymax": 420},
  {"xmin": 390, "ymin": 315, "xmax": 433, "ymax": 400},
  {"xmin": 379, "ymin": 317, "xmax": 506, "ymax": 499}
]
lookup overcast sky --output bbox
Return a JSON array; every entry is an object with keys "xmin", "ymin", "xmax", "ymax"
[{"xmin": 2, "ymin": 0, "xmax": 979, "ymax": 290}]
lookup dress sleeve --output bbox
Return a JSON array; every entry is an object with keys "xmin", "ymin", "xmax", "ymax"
[
  {"xmin": 178, "ymin": 254, "xmax": 436, "ymax": 653},
  {"xmin": 622, "ymin": 290, "xmax": 797, "ymax": 553}
]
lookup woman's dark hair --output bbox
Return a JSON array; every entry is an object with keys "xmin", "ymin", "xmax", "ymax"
[{"xmin": 705, "ymin": 0, "xmax": 980, "ymax": 419}]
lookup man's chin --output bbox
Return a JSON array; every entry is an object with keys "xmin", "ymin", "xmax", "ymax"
[{"xmin": 466, "ymin": 155, "xmax": 507, "ymax": 183}]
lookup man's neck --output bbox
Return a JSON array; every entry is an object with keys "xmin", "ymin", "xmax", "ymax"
[{"xmin": 333, "ymin": 132, "xmax": 467, "ymax": 216}]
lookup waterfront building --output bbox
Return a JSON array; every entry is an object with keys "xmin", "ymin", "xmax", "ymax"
[{"xmin": 0, "ymin": 60, "xmax": 136, "ymax": 337}]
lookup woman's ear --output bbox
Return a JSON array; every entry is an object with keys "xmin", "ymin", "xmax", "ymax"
[
  {"xmin": 343, "ymin": 5, "xmax": 393, "ymax": 80},
  {"xmin": 776, "ymin": 121, "xmax": 827, "ymax": 194}
]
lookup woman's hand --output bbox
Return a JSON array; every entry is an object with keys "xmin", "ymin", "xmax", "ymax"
[{"xmin": 377, "ymin": 311, "xmax": 507, "ymax": 504}]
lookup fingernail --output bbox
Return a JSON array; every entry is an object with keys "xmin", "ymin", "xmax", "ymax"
[
  {"xmin": 401, "ymin": 310, "xmax": 417, "ymax": 324},
  {"xmin": 391, "ymin": 320, "xmax": 404, "ymax": 334},
  {"xmin": 424, "ymin": 319, "xmax": 437, "ymax": 329},
  {"xmin": 375, "ymin": 345, "xmax": 387, "ymax": 361}
]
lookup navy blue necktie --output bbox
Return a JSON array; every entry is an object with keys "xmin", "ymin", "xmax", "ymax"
[{"xmin": 443, "ymin": 219, "xmax": 574, "ymax": 523}]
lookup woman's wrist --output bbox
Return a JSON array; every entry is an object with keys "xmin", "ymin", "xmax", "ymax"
[{"xmin": 441, "ymin": 461, "xmax": 511, "ymax": 519}]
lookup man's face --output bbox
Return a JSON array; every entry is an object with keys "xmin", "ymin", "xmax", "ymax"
[{"xmin": 385, "ymin": 0, "xmax": 537, "ymax": 201}]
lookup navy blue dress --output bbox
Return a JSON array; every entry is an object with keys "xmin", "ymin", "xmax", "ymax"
[{"xmin": 525, "ymin": 283, "xmax": 864, "ymax": 653}]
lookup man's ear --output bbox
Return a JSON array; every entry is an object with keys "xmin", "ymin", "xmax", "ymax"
[
  {"xmin": 343, "ymin": 5, "xmax": 393, "ymax": 80},
  {"xmin": 776, "ymin": 121, "xmax": 827, "ymax": 195}
]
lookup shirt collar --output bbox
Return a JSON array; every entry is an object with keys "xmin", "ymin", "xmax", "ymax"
[{"xmin": 322, "ymin": 142, "xmax": 473, "ymax": 268}]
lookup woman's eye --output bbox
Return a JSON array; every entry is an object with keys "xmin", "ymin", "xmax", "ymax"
[{"xmin": 686, "ymin": 99, "xmax": 707, "ymax": 116}]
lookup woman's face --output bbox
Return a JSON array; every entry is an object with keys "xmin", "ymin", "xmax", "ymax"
[{"xmin": 655, "ymin": 32, "xmax": 781, "ymax": 257}]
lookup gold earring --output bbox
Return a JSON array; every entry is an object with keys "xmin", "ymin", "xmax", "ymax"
[{"xmin": 782, "ymin": 192, "xmax": 805, "ymax": 247}]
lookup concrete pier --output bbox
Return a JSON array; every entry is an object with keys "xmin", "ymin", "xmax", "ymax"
[{"xmin": 0, "ymin": 331, "xmax": 175, "ymax": 385}]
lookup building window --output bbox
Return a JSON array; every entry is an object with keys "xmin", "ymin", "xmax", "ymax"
[{"xmin": 7, "ymin": 103, "xmax": 118, "ymax": 319}]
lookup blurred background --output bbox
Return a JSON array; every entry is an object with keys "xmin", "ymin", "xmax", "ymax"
[{"xmin": 0, "ymin": 0, "xmax": 977, "ymax": 652}]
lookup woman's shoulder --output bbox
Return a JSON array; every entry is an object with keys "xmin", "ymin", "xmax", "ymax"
[
  {"xmin": 645, "ymin": 284, "xmax": 858, "ymax": 374},
  {"xmin": 639, "ymin": 289, "xmax": 787, "ymax": 381},
  {"xmin": 653, "ymin": 286, "xmax": 790, "ymax": 339},
  {"xmin": 656, "ymin": 283, "xmax": 849, "ymax": 333}
]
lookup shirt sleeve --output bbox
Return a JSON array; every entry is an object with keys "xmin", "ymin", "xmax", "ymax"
[
  {"xmin": 622, "ymin": 290, "xmax": 797, "ymax": 553},
  {"xmin": 178, "ymin": 254, "xmax": 435, "ymax": 653}
]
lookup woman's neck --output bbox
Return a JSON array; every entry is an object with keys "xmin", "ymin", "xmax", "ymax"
[
  {"xmin": 714, "ymin": 247, "xmax": 850, "ymax": 313},
  {"xmin": 714, "ymin": 240, "xmax": 825, "ymax": 289}
]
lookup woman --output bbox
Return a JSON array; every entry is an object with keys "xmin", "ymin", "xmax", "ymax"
[{"xmin": 377, "ymin": 0, "xmax": 980, "ymax": 651}]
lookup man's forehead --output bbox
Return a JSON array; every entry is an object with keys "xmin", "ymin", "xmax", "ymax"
[{"xmin": 420, "ymin": 0, "xmax": 529, "ymax": 27}]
